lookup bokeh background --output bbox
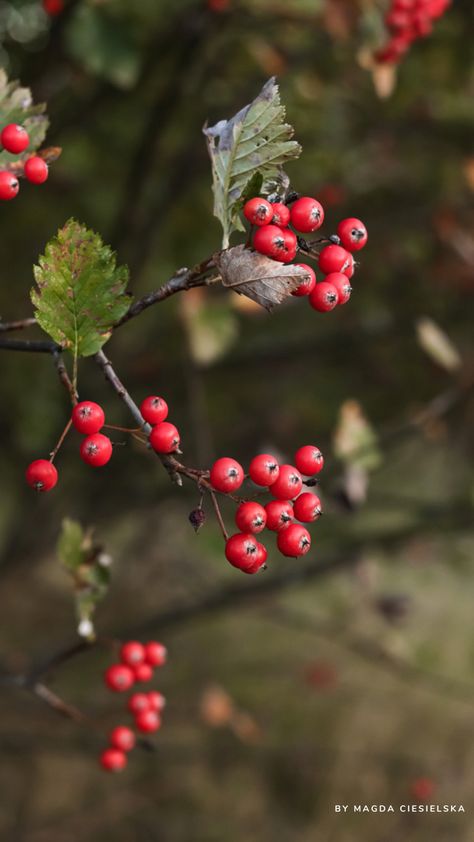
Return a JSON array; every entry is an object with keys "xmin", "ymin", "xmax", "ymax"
[{"xmin": 0, "ymin": 0, "xmax": 473, "ymax": 839}]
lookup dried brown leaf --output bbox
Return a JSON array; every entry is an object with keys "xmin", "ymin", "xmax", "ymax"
[{"xmin": 215, "ymin": 245, "xmax": 310, "ymax": 311}]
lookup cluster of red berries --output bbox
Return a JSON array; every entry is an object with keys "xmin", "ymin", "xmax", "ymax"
[
  {"xmin": 209, "ymin": 445, "xmax": 324, "ymax": 572},
  {"xmin": 0, "ymin": 124, "xmax": 49, "ymax": 201},
  {"xmin": 375, "ymin": 0, "xmax": 451, "ymax": 63},
  {"xmin": 141, "ymin": 395, "xmax": 182, "ymax": 454},
  {"xmin": 243, "ymin": 195, "xmax": 367, "ymax": 313},
  {"xmin": 100, "ymin": 640, "xmax": 167, "ymax": 772}
]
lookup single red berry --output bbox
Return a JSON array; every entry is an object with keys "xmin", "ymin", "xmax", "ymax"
[
  {"xmin": 72, "ymin": 401, "xmax": 105, "ymax": 435},
  {"xmin": 210, "ymin": 457, "xmax": 244, "ymax": 493},
  {"xmin": 100, "ymin": 748, "xmax": 127, "ymax": 772},
  {"xmin": 294, "ymin": 445, "xmax": 324, "ymax": 476},
  {"xmin": 104, "ymin": 664, "xmax": 135, "ymax": 693},
  {"xmin": 25, "ymin": 459, "xmax": 58, "ymax": 492},
  {"xmin": 278, "ymin": 227, "xmax": 298, "ymax": 263},
  {"xmin": 318, "ymin": 244, "xmax": 350, "ymax": 275},
  {"xmin": 24, "ymin": 156, "xmax": 48, "ymax": 184},
  {"xmin": 0, "ymin": 171, "xmax": 19, "ymax": 201},
  {"xmin": 144, "ymin": 641, "xmax": 167, "ymax": 667},
  {"xmin": 290, "ymin": 197, "xmax": 324, "ymax": 233},
  {"xmin": 133, "ymin": 662, "xmax": 154, "ymax": 683},
  {"xmin": 270, "ymin": 464, "xmax": 303, "ymax": 500},
  {"xmin": 337, "ymin": 217, "xmax": 368, "ymax": 252},
  {"xmin": 128, "ymin": 692, "xmax": 151, "ymax": 715},
  {"xmin": 325, "ymin": 272, "xmax": 352, "ymax": 305},
  {"xmin": 342, "ymin": 252, "xmax": 355, "ymax": 278},
  {"xmin": 43, "ymin": 0, "xmax": 64, "ymax": 14},
  {"xmin": 248, "ymin": 453, "xmax": 280, "ymax": 486},
  {"xmin": 292, "ymin": 263, "xmax": 316, "ymax": 297},
  {"xmin": 1, "ymin": 123, "xmax": 29, "ymax": 154},
  {"xmin": 293, "ymin": 492, "xmax": 322, "ymax": 522},
  {"xmin": 253, "ymin": 224, "xmax": 286, "ymax": 260},
  {"xmin": 277, "ymin": 523, "xmax": 311, "ymax": 557},
  {"xmin": 243, "ymin": 197, "xmax": 273, "ymax": 226},
  {"xmin": 410, "ymin": 777, "xmax": 436, "ymax": 802},
  {"xmin": 149, "ymin": 421, "xmax": 180, "ymax": 454},
  {"xmin": 135, "ymin": 709, "xmax": 161, "ymax": 733},
  {"xmin": 147, "ymin": 691, "xmax": 166, "ymax": 711},
  {"xmin": 109, "ymin": 726, "xmax": 136, "ymax": 752},
  {"xmin": 265, "ymin": 499, "xmax": 294, "ymax": 531},
  {"xmin": 271, "ymin": 202, "xmax": 290, "ymax": 227},
  {"xmin": 140, "ymin": 395, "xmax": 168, "ymax": 425},
  {"xmin": 120, "ymin": 641, "xmax": 145, "ymax": 667},
  {"xmin": 249, "ymin": 542, "xmax": 268, "ymax": 572},
  {"xmin": 80, "ymin": 433, "xmax": 113, "ymax": 467},
  {"xmin": 308, "ymin": 282, "xmax": 338, "ymax": 313},
  {"xmin": 225, "ymin": 533, "xmax": 259, "ymax": 572},
  {"xmin": 235, "ymin": 501, "xmax": 267, "ymax": 534}
]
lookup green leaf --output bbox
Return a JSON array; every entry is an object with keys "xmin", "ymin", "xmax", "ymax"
[
  {"xmin": 204, "ymin": 77, "xmax": 301, "ymax": 248},
  {"xmin": 0, "ymin": 69, "xmax": 49, "ymax": 167},
  {"xmin": 31, "ymin": 220, "xmax": 132, "ymax": 357},
  {"xmin": 57, "ymin": 518, "xmax": 88, "ymax": 572}
]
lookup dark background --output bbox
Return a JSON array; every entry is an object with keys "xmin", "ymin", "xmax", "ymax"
[{"xmin": 0, "ymin": 0, "xmax": 473, "ymax": 839}]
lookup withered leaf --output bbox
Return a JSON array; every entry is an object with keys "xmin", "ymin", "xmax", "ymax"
[{"xmin": 214, "ymin": 245, "xmax": 311, "ymax": 311}]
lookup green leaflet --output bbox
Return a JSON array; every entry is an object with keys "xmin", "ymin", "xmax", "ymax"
[
  {"xmin": 203, "ymin": 78, "xmax": 301, "ymax": 248},
  {"xmin": 0, "ymin": 70, "xmax": 49, "ymax": 166},
  {"xmin": 31, "ymin": 219, "xmax": 131, "ymax": 357}
]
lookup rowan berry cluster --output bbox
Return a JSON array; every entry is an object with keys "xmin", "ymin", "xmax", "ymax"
[
  {"xmin": 375, "ymin": 0, "xmax": 451, "ymax": 63},
  {"xmin": 209, "ymin": 445, "xmax": 324, "ymax": 572},
  {"xmin": 100, "ymin": 640, "xmax": 167, "ymax": 772},
  {"xmin": 243, "ymin": 195, "xmax": 367, "ymax": 313},
  {"xmin": 142, "ymin": 395, "xmax": 181, "ymax": 454},
  {"xmin": 0, "ymin": 124, "xmax": 49, "ymax": 201}
]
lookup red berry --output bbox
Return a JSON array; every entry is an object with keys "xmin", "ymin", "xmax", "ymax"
[
  {"xmin": 294, "ymin": 445, "xmax": 324, "ymax": 476},
  {"xmin": 243, "ymin": 197, "xmax": 273, "ymax": 226},
  {"xmin": 25, "ymin": 459, "xmax": 58, "ymax": 492},
  {"xmin": 342, "ymin": 252, "xmax": 355, "ymax": 278},
  {"xmin": 253, "ymin": 224, "xmax": 286, "ymax": 260},
  {"xmin": 410, "ymin": 777, "xmax": 436, "ymax": 802},
  {"xmin": 248, "ymin": 453, "xmax": 280, "ymax": 486},
  {"xmin": 109, "ymin": 726, "xmax": 136, "ymax": 752},
  {"xmin": 210, "ymin": 457, "xmax": 244, "ymax": 493},
  {"xmin": 128, "ymin": 692, "xmax": 151, "ymax": 714},
  {"xmin": 147, "ymin": 691, "xmax": 166, "ymax": 711},
  {"xmin": 72, "ymin": 401, "xmax": 105, "ymax": 435},
  {"xmin": 269, "ymin": 464, "xmax": 303, "ymax": 500},
  {"xmin": 235, "ymin": 501, "xmax": 267, "ymax": 533},
  {"xmin": 0, "ymin": 171, "xmax": 19, "ymax": 201},
  {"xmin": 24, "ymin": 156, "xmax": 48, "ymax": 184},
  {"xmin": 120, "ymin": 641, "xmax": 145, "ymax": 667},
  {"xmin": 271, "ymin": 202, "xmax": 290, "ymax": 227},
  {"xmin": 225, "ymin": 533, "xmax": 260, "ymax": 573},
  {"xmin": 278, "ymin": 228, "xmax": 298, "ymax": 263},
  {"xmin": 337, "ymin": 217, "xmax": 368, "ymax": 252},
  {"xmin": 80, "ymin": 433, "xmax": 113, "ymax": 467},
  {"xmin": 290, "ymin": 197, "xmax": 324, "ymax": 233},
  {"xmin": 140, "ymin": 395, "xmax": 168, "ymax": 425},
  {"xmin": 135, "ymin": 709, "xmax": 161, "ymax": 733},
  {"xmin": 265, "ymin": 499, "xmax": 294, "ymax": 531},
  {"xmin": 293, "ymin": 492, "xmax": 322, "ymax": 522},
  {"xmin": 104, "ymin": 664, "xmax": 135, "ymax": 692},
  {"xmin": 133, "ymin": 662, "xmax": 154, "ymax": 683},
  {"xmin": 149, "ymin": 421, "xmax": 180, "ymax": 453},
  {"xmin": 251, "ymin": 542, "xmax": 268, "ymax": 572},
  {"xmin": 42, "ymin": 0, "xmax": 64, "ymax": 14},
  {"xmin": 325, "ymin": 272, "xmax": 352, "ymax": 305},
  {"xmin": 144, "ymin": 641, "xmax": 167, "ymax": 667},
  {"xmin": 292, "ymin": 263, "xmax": 316, "ymax": 297},
  {"xmin": 318, "ymin": 244, "xmax": 350, "ymax": 275},
  {"xmin": 277, "ymin": 523, "xmax": 311, "ymax": 557},
  {"xmin": 1, "ymin": 123, "xmax": 29, "ymax": 154},
  {"xmin": 100, "ymin": 748, "xmax": 127, "ymax": 772},
  {"xmin": 308, "ymin": 282, "xmax": 338, "ymax": 313}
]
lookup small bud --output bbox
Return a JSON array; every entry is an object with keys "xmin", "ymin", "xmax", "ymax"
[{"xmin": 189, "ymin": 507, "xmax": 206, "ymax": 533}]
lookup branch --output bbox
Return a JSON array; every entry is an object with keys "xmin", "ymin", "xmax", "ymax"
[
  {"xmin": 0, "ymin": 337, "xmax": 59, "ymax": 352},
  {"xmin": 0, "ymin": 317, "xmax": 37, "ymax": 333}
]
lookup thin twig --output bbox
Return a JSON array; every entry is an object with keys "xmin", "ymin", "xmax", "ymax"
[
  {"xmin": 49, "ymin": 418, "xmax": 73, "ymax": 463},
  {"xmin": 210, "ymin": 492, "xmax": 229, "ymax": 541},
  {"xmin": 0, "ymin": 317, "xmax": 37, "ymax": 333},
  {"xmin": 0, "ymin": 337, "xmax": 59, "ymax": 353},
  {"xmin": 52, "ymin": 350, "xmax": 77, "ymax": 404}
]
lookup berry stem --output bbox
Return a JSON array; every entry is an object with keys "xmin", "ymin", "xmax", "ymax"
[
  {"xmin": 49, "ymin": 418, "xmax": 73, "ymax": 463},
  {"xmin": 52, "ymin": 350, "xmax": 77, "ymax": 405},
  {"xmin": 103, "ymin": 423, "xmax": 143, "ymax": 434},
  {"xmin": 210, "ymin": 491, "xmax": 229, "ymax": 541}
]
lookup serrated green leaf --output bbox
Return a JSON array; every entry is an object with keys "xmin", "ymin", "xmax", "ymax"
[
  {"xmin": 31, "ymin": 220, "xmax": 132, "ymax": 357},
  {"xmin": 57, "ymin": 518, "xmax": 88, "ymax": 572},
  {"xmin": 0, "ymin": 70, "xmax": 49, "ymax": 167},
  {"xmin": 204, "ymin": 77, "xmax": 301, "ymax": 248}
]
